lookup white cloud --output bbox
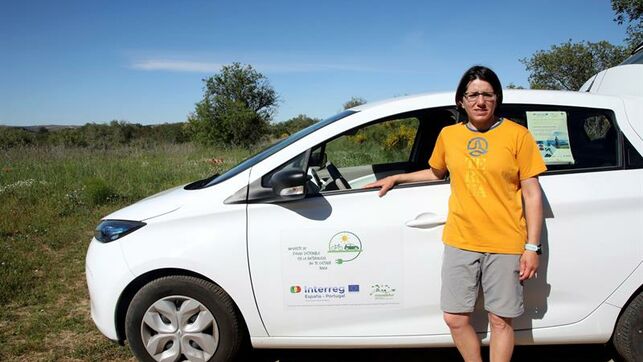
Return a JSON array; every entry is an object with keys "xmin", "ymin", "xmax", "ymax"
[
  {"xmin": 129, "ymin": 58, "xmax": 380, "ymax": 74},
  {"xmin": 131, "ymin": 60, "xmax": 223, "ymax": 72}
]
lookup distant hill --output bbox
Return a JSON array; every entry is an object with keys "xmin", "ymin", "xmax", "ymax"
[{"xmin": 1, "ymin": 122, "xmax": 190, "ymax": 148}]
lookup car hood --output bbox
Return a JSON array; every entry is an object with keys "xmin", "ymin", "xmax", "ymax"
[{"xmin": 103, "ymin": 185, "xmax": 191, "ymax": 221}]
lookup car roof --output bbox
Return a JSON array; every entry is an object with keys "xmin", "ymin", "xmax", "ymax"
[{"xmin": 347, "ymin": 89, "xmax": 621, "ymax": 114}]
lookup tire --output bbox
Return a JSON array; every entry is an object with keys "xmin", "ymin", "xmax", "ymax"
[
  {"xmin": 612, "ymin": 291, "xmax": 642, "ymax": 362},
  {"xmin": 125, "ymin": 276, "xmax": 244, "ymax": 362}
]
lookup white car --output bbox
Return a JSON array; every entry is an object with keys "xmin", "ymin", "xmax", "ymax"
[{"xmin": 87, "ymin": 67, "xmax": 643, "ymax": 361}]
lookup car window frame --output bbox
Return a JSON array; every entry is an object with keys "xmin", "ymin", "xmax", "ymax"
[
  {"xmin": 310, "ymin": 103, "xmax": 630, "ymax": 199},
  {"xmin": 305, "ymin": 108, "xmax": 456, "ymax": 197}
]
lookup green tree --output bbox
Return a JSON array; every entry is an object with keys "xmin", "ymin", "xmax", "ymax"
[
  {"xmin": 186, "ymin": 98, "xmax": 216, "ymax": 145},
  {"xmin": 270, "ymin": 114, "xmax": 319, "ymax": 138},
  {"xmin": 0, "ymin": 127, "xmax": 36, "ymax": 148},
  {"xmin": 612, "ymin": 0, "xmax": 643, "ymax": 49},
  {"xmin": 343, "ymin": 97, "xmax": 367, "ymax": 110},
  {"xmin": 145, "ymin": 123, "xmax": 189, "ymax": 144},
  {"xmin": 35, "ymin": 126, "xmax": 50, "ymax": 144},
  {"xmin": 187, "ymin": 63, "xmax": 278, "ymax": 147},
  {"xmin": 520, "ymin": 40, "xmax": 627, "ymax": 90},
  {"xmin": 506, "ymin": 83, "xmax": 525, "ymax": 89}
]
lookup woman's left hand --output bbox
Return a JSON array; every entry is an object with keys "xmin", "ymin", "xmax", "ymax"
[
  {"xmin": 519, "ymin": 251, "xmax": 539, "ymax": 281},
  {"xmin": 520, "ymin": 177, "xmax": 543, "ymax": 282}
]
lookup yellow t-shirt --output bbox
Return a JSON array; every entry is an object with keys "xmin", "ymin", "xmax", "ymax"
[{"xmin": 429, "ymin": 119, "xmax": 547, "ymax": 254}]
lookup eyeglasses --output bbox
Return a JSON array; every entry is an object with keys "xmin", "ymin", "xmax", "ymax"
[{"xmin": 463, "ymin": 92, "xmax": 496, "ymax": 102}]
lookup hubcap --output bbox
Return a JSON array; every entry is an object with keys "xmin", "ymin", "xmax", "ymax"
[{"xmin": 141, "ymin": 296, "xmax": 219, "ymax": 362}]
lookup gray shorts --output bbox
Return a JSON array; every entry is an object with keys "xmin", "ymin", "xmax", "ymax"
[{"xmin": 441, "ymin": 244, "xmax": 523, "ymax": 318}]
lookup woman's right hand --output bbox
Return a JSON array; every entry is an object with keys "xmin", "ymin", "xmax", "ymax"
[{"xmin": 363, "ymin": 176, "xmax": 397, "ymax": 197}]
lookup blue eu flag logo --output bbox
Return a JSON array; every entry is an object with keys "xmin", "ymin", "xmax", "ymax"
[{"xmin": 348, "ymin": 284, "xmax": 360, "ymax": 292}]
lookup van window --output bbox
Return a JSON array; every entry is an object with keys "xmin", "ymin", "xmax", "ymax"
[
  {"xmin": 620, "ymin": 48, "xmax": 643, "ymax": 65},
  {"xmin": 499, "ymin": 105, "xmax": 619, "ymax": 172}
]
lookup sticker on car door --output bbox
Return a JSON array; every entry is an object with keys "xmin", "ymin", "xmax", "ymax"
[{"xmin": 281, "ymin": 229, "xmax": 403, "ymax": 307}]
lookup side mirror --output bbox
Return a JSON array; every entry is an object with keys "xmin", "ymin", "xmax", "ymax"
[{"xmin": 271, "ymin": 169, "xmax": 307, "ymax": 201}]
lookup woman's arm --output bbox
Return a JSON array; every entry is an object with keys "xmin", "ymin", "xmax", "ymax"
[
  {"xmin": 519, "ymin": 176, "xmax": 543, "ymax": 281},
  {"xmin": 364, "ymin": 167, "xmax": 447, "ymax": 197}
]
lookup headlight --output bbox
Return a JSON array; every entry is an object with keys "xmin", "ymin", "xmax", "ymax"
[{"xmin": 94, "ymin": 220, "xmax": 146, "ymax": 243}]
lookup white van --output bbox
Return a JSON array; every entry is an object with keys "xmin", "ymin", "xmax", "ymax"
[
  {"xmin": 87, "ymin": 60, "xmax": 643, "ymax": 361},
  {"xmin": 580, "ymin": 42, "xmax": 643, "ymax": 98}
]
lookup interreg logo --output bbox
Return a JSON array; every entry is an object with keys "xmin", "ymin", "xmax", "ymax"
[
  {"xmin": 290, "ymin": 285, "xmax": 346, "ymax": 294},
  {"xmin": 303, "ymin": 286, "xmax": 345, "ymax": 294},
  {"xmin": 467, "ymin": 137, "xmax": 488, "ymax": 157}
]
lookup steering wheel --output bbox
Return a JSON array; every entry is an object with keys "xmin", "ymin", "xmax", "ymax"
[{"xmin": 325, "ymin": 162, "xmax": 351, "ymax": 190}]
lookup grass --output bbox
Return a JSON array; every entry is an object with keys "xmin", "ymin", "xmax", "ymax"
[{"xmin": 0, "ymin": 143, "xmax": 252, "ymax": 361}]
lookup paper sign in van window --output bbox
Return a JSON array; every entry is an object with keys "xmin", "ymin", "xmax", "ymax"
[{"xmin": 526, "ymin": 111, "xmax": 575, "ymax": 165}]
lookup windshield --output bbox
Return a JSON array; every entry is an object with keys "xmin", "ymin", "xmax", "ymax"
[{"xmin": 198, "ymin": 110, "xmax": 357, "ymax": 188}]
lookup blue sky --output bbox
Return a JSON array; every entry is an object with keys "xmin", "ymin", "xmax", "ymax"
[{"xmin": 0, "ymin": 0, "xmax": 628, "ymax": 126}]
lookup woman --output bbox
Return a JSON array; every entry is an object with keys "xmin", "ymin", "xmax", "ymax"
[{"xmin": 365, "ymin": 66, "xmax": 545, "ymax": 362}]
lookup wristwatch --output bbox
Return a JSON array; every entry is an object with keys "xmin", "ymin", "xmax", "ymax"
[{"xmin": 525, "ymin": 243, "xmax": 542, "ymax": 255}]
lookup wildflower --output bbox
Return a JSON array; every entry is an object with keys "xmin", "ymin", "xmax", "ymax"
[
  {"xmin": 0, "ymin": 179, "xmax": 48, "ymax": 193},
  {"xmin": 206, "ymin": 158, "xmax": 224, "ymax": 165}
]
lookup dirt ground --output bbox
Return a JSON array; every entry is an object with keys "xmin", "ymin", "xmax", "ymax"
[{"xmin": 249, "ymin": 344, "xmax": 617, "ymax": 362}]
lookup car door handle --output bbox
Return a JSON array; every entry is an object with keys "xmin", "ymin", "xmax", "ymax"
[{"xmin": 405, "ymin": 212, "xmax": 446, "ymax": 228}]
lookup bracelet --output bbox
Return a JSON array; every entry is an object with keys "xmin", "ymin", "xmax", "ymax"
[{"xmin": 524, "ymin": 243, "xmax": 542, "ymax": 253}]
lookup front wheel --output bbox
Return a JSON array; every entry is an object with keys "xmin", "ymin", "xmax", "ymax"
[
  {"xmin": 125, "ymin": 276, "xmax": 244, "ymax": 362},
  {"xmin": 612, "ymin": 291, "xmax": 642, "ymax": 362}
]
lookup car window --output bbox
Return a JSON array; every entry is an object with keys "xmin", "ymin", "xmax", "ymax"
[
  {"xmin": 309, "ymin": 116, "xmax": 421, "ymax": 192},
  {"xmin": 326, "ymin": 117, "xmax": 419, "ymax": 168},
  {"xmin": 499, "ymin": 105, "xmax": 619, "ymax": 172},
  {"xmin": 619, "ymin": 48, "xmax": 643, "ymax": 65}
]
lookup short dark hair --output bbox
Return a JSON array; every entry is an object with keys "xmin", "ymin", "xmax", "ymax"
[{"xmin": 455, "ymin": 65, "xmax": 503, "ymax": 115}]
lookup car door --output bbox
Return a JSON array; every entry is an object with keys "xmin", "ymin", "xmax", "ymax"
[
  {"xmin": 246, "ymin": 109, "xmax": 458, "ymax": 337},
  {"xmin": 246, "ymin": 92, "xmax": 642, "ymax": 338},
  {"xmin": 498, "ymin": 96, "xmax": 643, "ymax": 331}
]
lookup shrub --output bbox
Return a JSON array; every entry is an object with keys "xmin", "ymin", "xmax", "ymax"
[
  {"xmin": 83, "ymin": 177, "xmax": 118, "ymax": 206},
  {"xmin": 384, "ymin": 125, "xmax": 416, "ymax": 151},
  {"xmin": 0, "ymin": 127, "xmax": 36, "ymax": 148}
]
